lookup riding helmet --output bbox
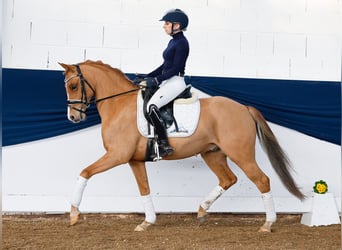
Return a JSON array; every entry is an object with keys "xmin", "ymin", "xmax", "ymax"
[{"xmin": 160, "ymin": 9, "xmax": 189, "ymax": 30}]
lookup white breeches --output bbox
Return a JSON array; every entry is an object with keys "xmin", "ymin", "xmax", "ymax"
[{"xmin": 147, "ymin": 76, "xmax": 187, "ymax": 110}]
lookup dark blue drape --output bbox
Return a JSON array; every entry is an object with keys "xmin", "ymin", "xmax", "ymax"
[
  {"xmin": 2, "ymin": 68, "xmax": 341, "ymax": 146},
  {"xmin": 186, "ymin": 76, "xmax": 341, "ymax": 145},
  {"xmin": 3, "ymin": 69, "xmax": 101, "ymax": 146}
]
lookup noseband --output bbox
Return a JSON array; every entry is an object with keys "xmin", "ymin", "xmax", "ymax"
[{"xmin": 65, "ymin": 64, "xmax": 141, "ymax": 115}]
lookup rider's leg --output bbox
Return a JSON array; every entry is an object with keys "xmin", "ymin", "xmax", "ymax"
[
  {"xmin": 147, "ymin": 76, "xmax": 187, "ymax": 109},
  {"xmin": 148, "ymin": 105, "xmax": 174, "ymax": 157},
  {"xmin": 147, "ymin": 76, "xmax": 186, "ymax": 157}
]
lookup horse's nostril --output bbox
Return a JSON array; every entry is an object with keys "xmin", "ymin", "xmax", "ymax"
[{"xmin": 70, "ymin": 115, "xmax": 75, "ymax": 121}]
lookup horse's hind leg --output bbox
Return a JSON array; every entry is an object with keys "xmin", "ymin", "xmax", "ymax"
[
  {"xmin": 231, "ymin": 153, "xmax": 276, "ymax": 232},
  {"xmin": 198, "ymin": 151, "xmax": 237, "ymax": 223}
]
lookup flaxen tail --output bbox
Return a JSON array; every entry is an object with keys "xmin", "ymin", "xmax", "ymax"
[{"xmin": 247, "ymin": 106, "xmax": 305, "ymax": 200}]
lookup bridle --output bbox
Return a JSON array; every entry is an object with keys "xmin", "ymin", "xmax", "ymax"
[
  {"xmin": 64, "ymin": 64, "xmax": 142, "ymax": 115},
  {"xmin": 65, "ymin": 64, "xmax": 95, "ymax": 114}
]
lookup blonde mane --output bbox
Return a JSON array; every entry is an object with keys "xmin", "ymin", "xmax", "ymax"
[{"xmin": 80, "ymin": 60, "xmax": 128, "ymax": 79}]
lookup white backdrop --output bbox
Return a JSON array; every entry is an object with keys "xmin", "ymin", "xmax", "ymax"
[{"xmin": 2, "ymin": 0, "xmax": 341, "ymax": 213}]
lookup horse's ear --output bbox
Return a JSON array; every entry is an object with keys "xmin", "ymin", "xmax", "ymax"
[{"xmin": 58, "ymin": 62, "xmax": 71, "ymax": 71}]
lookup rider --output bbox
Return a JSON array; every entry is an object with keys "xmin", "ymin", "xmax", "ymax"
[{"xmin": 144, "ymin": 9, "xmax": 190, "ymax": 157}]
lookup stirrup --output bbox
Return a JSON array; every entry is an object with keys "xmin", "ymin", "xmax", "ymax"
[{"xmin": 153, "ymin": 140, "xmax": 162, "ymax": 162}]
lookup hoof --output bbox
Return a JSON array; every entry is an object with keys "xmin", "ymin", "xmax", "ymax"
[
  {"xmin": 134, "ymin": 221, "xmax": 152, "ymax": 232},
  {"xmin": 70, "ymin": 207, "xmax": 80, "ymax": 226},
  {"xmin": 197, "ymin": 206, "xmax": 208, "ymax": 224},
  {"xmin": 258, "ymin": 221, "xmax": 273, "ymax": 233}
]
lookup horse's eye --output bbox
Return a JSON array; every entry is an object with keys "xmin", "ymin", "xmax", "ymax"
[{"xmin": 70, "ymin": 84, "xmax": 78, "ymax": 91}]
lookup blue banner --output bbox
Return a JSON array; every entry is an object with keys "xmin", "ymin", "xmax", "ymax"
[
  {"xmin": 2, "ymin": 68, "xmax": 340, "ymax": 146},
  {"xmin": 185, "ymin": 75, "xmax": 341, "ymax": 145}
]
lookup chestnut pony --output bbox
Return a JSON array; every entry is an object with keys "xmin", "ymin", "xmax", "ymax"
[{"xmin": 60, "ymin": 60, "xmax": 304, "ymax": 233}]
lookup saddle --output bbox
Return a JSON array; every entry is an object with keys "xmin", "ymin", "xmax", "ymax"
[
  {"xmin": 142, "ymin": 84, "xmax": 193, "ymax": 132},
  {"xmin": 137, "ymin": 82, "xmax": 200, "ymax": 161}
]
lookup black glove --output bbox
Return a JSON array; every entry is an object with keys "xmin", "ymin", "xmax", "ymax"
[
  {"xmin": 136, "ymin": 73, "xmax": 147, "ymax": 78},
  {"xmin": 133, "ymin": 73, "xmax": 147, "ymax": 85},
  {"xmin": 146, "ymin": 77, "xmax": 159, "ymax": 89}
]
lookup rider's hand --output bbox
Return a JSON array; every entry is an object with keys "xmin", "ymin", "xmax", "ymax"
[
  {"xmin": 146, "ymin": 77, "xmax": 159, "ymax": 88},
  {"xmin": 136, "ymin": 73, "xmax": 147, "ymax": 79},
  {"xmin": 133, "ymin": 73, "xmax": 147, "ymax": 85}
]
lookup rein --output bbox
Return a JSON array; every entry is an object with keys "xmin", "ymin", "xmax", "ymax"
[
  {"xmin": 65, "ymin": 64, "xmax": 143, "ymax": 114},
  {"xmin": 95, "ymin": 88, "xmax": 141, "ymax": 104}
]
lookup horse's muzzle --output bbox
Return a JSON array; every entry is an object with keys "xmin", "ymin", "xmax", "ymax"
[
  {"xmin": 68, "ymin": 114, "xmax": 83, "ymax": 123},
  {"xmin": 68, "ymin": 107, "xmax": 86, "ymax": 123}
]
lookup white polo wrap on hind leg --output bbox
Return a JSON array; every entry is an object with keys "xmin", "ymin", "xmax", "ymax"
[
  {"xmin": 141, "ymin": 194, "xmax": 156, "ymax": 224},
  {"xmin": 70, "ymin": 176, "xmax": 88, "ymax": 208},
  {"xmin": 200, "ymin": 185, "xmax": 226, "ymax": 211},
  {"xmin": 262, "ymin": 191, "xmax": 277, "ymax": 222}
]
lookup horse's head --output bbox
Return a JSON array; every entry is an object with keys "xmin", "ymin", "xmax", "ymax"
[{"xmin": 59, "ymin": 62, "xmax": 95, "ymax": 123}]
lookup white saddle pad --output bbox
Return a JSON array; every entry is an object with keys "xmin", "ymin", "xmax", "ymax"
[{"xmin": 137, "ymin": 90, "xmax": 200, "ymax": 138}]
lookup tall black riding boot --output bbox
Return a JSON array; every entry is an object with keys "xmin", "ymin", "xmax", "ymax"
[{"xmin": 148, "ymin": 106, "xmax": 174, "ymax": 157}]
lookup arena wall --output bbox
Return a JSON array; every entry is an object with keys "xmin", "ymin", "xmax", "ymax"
[{"xmin": 2, "ymin": 0, "xmax": 341, "ymax": 213}]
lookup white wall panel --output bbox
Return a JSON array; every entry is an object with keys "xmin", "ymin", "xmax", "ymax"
[
  {"xmin": 240, "ymin": 33, "xmax": 257, "ymax": 55},
  {"xmin": 227, "ymin": 7, "xmax": 258, "ymax": 32},
  {"xmin": 209, "ymin": 32, "xmax": 241, "ymax": 57},
  {"xmin": 67, "ymin": 23, "xmax": 103, "ymax": 47},
  {"xmin": 290, "ymin": 57, "xmax": 324, "ymax": 80},
  {"xmin": 3, "ymin": 0, "xmax": 341, "ymax": 80},
  {"xmin": 121, "ymin": 49, "xmax": 156, "ymax": 73},
  {"xmin": 138, "ymin": 27, "xmax": 169, "ymax": 51},
  {"xmin": 85, "ymin": 48, "xmax": 122, "ymax": 68},
  {"xmin": 256, "ymin": 56, "xmax": 290, "ymax": 79},
  {"xmin": 31, "ymin": 21, "xmax": 67, "ymax": 46},
  {"xmin": 223, "ymin": 55, "xmax": 257, "ymax": 78},
  {"xmin": 269, "ymin": 0, "xmax": 306, "ymax": 14},
  {"xmin": 307, "ymin": 0, "xmax": 340, "ymax": 13},
  {"xmin": 321, "ymin": 57, "xmax": 341, "ymax": 81},
  {"xmin": 48, "ymin": 46, "xmax": 86, "ymax": 68},
  {"xmin": 291, "ymin": 12, "xmax": 341, "ymax": 35},
  {"xmin": 257, "ymin": 8, "xmax": 291, "ymax": 33},
  {"xmin": 209, "ymin": 0, "xmax": 240, "ymax": 9},
  {"xmin": 120, "ymin": 1, "xmax": 162, "ymax": 27},
  {"xmin": 173, "ymin": 0, "xmax": 207, "ymax": 8},
  {"xmin": 12, "ymin": 0, "xmax": 50, "ymax": 20},
  {"xmin": 274, "ymin": 34, "xmax": 306, "ymax": 58},
  {"xmin": 195, "ymin": 7, "xmax": 227, "ymax": 31},
  {"xmin": 306, "ymin": 35, "xmax": 341, "ymax": 59},
  {"xmin": 256, "ymin": 33, "xmax": 274, "ymax": 56},
  {"xmin": 86, "ymin": 0, "xmax": 122, "ymax": 24},
  {"xmin": 11, "ymin": 44, "xmax": 49, "ymax": 69},
  {"xmin": 188, "ymin": 52, "xmax": 224, "ymax": 77},
  {"xmin": 186, "ymin": 30, "xmax": 207, "ymax": 52},
  {"xmin": 3, "ymin": 20, "xmax": 31, "ymax": 44},
  {"xmin": 104, "ymin": 25, "xmax": 139, "ymax": 49}
]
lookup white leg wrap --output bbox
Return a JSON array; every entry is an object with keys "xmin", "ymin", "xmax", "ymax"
[
  {"xmin": 200, "ymin": 185, "xmax": 226, "ymax": 211},
  {"xmin": 70, "ymin": 176, "xmax": 88, "ymax": 208},
  {"xmin": 141, "ymin": 195, "xmax": 156, "ymax": 224},
  {"xmin": 262, "ymin": 191, "xmax": 277, "ymax": 222}
]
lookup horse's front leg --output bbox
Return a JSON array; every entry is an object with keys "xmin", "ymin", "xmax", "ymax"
[
  {"xmin": 69, "ymin": 151, "xmax": 127, "ymax": 226},
  {"xmin": 129, "ymin": 160, "xmax": 156, "ymax": 231}
]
